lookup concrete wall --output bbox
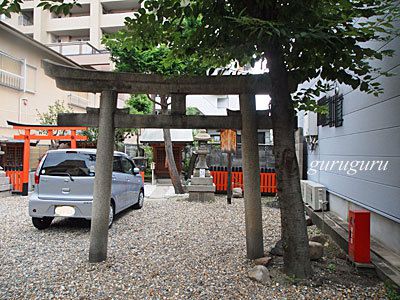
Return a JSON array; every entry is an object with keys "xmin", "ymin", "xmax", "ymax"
[{"xmin": 301, "ymin": 30, "xmax": 400, "ymax": 255}]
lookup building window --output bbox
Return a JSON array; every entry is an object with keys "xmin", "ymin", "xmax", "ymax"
[
  {"xmin": 317, "ymin": 94, "xmax": 343, "ymax": 127},
  {"xmin": 18, "ymin": 10, "xmax": 34, "ymax": 26},
  {"xmin": 25, "ymin": 65, "xmax": 37, "ymax": 93},
  {"xmin": 217, "ymin": 97, "xmax": 229, "ymax": 109},
  {"xmin": 0, "ymin": 51, "xmax": 24, "ymax": 90}
]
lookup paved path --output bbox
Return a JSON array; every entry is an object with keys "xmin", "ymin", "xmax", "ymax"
[{"xmin": 144, "ymin": 183, "xmax": 176, "ymax": 199}]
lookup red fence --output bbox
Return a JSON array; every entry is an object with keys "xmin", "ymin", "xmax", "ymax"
[
  {"xmin": 210, "ymin": 169, "xmax": 277, "ymax": 194},
  {"xmin": 5, "ymin": 170, "xmax": 23, "ymax": 193}
]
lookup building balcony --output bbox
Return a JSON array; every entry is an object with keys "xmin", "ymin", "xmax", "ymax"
[
  {"xmin": 100, "ymin": 12, "xmax": 134, "ymax": 29},
  {"xmin": 47, "ymin": 16, "xmax": 90, "ymax": 32},
  {"xmin": 48, "ymin": 41, "xmax": 106, "ymax": 56},
  {"xmin": 48, "ymin": 42, "xmax": 112, "ymax": 69},
  {"xmin": 18, "ymin": 25, "xmax": 34, "ymax": 35}
]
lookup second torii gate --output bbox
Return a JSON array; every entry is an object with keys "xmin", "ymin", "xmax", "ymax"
[
  {"xmin": 43, "ymin": 59, "xmax": 273, "ymax": 263},
  {"xmin": 7, "ymin": 121, "xmax": 87, "ymax": 195}
]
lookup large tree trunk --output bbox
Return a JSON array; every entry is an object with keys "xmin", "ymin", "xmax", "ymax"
[
  {"xmin": 269, "ymin": 44, "xmax": 312, "ymax": 278},
  {"xmin": 160, "ymin": 96, "xmax": 185, "ymax": 194}
]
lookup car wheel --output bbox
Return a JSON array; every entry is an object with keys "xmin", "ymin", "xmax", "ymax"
[
  {"xmin": 109, "ymin": 202, "xmax": 115, "ymax": 228},
  {"xmin": 32, "ymin": 217, "xmax": 53, "ymax": 230},
  {"xmin": 133, "ymin": 191, "xmax": 144, "ymax": 210}
]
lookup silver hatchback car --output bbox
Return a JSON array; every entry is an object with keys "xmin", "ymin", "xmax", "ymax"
[{"xmin": 29, "ymin": 149, "xmax": 144, "ymax": 229}]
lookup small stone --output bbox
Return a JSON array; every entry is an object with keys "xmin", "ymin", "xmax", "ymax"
[
  {"xmin": 254, "ymin": 256, "xmax": 272, "ymax": 266},
  {"xmin": 309, "ymin": 241, "xmax": 324, "ymax": 260},
  {"xmin": 248, "ymin": 265, "xmax": 271, "ymax": 284},
  {"xmin": 232, "ymin": 187, "xmax": 243, "ymax": 198},
  {"xmin": 270, "ymin": 239, "xmax": 283, "ymax": 256},
  {"xmin": 310, "ymin": 234, "xmax": 329, "ymax": 245}
]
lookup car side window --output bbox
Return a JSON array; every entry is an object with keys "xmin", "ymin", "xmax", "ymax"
[
  {"xmin": 113, "ymin": 156, "xmax": 123, "ymax": 173},
  {"xmin": 121, "ymin": 157, "xmax": 134, "ymax": 174}
]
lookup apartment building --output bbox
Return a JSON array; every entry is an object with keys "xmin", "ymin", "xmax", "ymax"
[{"xmin": 2, "ymin": 0, "xmax": 139, "ymax": 70}]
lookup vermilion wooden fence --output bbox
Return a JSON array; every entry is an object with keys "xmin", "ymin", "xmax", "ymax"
[
  {"xmin": 5, "ymin": 170, "xmax": 23, "ymax": 193},
  {"xmin": 209, "ymin": 167, "xmax": 277, "ymax": 194}
]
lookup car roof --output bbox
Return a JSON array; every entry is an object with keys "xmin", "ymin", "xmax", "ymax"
[{"xmin": 46, "ymin": 149, "xmax": 127, "ymax": 157}]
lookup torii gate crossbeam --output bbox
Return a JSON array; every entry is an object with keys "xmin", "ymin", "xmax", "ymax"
[{"xmin": 43, "ymin": 59, "xmax": 268, "ymax": 262}]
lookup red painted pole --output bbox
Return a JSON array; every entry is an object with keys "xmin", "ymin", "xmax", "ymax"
[
  {"xmin": 22, "ymin": 129, "xmax": 30, "ymax": 196},
  {"xmin": 71, "ymin": 130, "xmax": 77, "ymax": 148}
]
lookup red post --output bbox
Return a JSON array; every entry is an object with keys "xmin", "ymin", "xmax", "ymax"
[
  {"xmin": 348, "ymin": 209, "xmax": 371, "ymax": 263},
  {"xmin": 22, "ymin": 129, "xmax": 30, "ymax": 196},
  {"xmin": 71, "ymin": 130, "xmax": 77, "ymax": 148}
]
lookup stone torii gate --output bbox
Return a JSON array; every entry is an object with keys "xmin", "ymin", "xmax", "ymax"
[{"xmin": 43, "ymin": 59, "xmax": 272, "ymax": 263}]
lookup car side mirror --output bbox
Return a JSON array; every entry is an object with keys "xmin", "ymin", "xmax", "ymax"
[{"xmin": 133, "ymin": 167, "xmax": 140, "ymax": 174}]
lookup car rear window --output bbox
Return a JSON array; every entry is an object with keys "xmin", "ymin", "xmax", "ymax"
[{"xmin": 41, "ymin": 152, "xmax": 96, "ymax": 177}]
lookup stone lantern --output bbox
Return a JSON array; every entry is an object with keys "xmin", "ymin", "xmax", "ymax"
[{"xmin": 188, "ymin": 130, "xmax": 215, "ymax": 202}]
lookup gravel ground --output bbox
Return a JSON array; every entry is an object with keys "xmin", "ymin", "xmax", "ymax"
[{"xmin": 0, "ymin": 195, "xmax": 389, "ymax": 299}]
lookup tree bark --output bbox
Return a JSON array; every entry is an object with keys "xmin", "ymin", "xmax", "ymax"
[
  {"xmin": 160, "ymin": 96, "xmax": 185, "ymax": 194},
  {"xmin": 268, "ymin": 44, "xmax": 312, "ymax": 278}
]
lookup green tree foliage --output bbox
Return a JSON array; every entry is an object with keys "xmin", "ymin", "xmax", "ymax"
[
  {"xmin": 36, "ymin": 100, "xmax": 72, "ymax": 125},
  {"xmin": 36, "ymin": 100, "xmax": 72, "ymax": 148},
  {"xmin": 186, "ymin": 107, "xmax": 202, "ymax": 116},
  {"xmin": 120, "ymin": 0, "xmax": 398, "ymax": 107},
  {"xmin": 126, "ymin": 94, "xmax": 153, "ymax": 115},
  {"xmin": 104, "ymin": 37, "xmax": 211, "ymax": 76}
]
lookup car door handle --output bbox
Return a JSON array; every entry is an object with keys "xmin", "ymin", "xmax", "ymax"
[{"xmin": 62, "ymin": 188, "xmax": 70, "ymax": 194}]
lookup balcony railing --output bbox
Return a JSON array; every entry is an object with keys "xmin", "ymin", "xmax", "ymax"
[
  {"xmin": 0, "ymin": 51, "xmax": 24, "ymax": 91},
  {"xmin": 47, "ymin": 42, "xmax": 108, "ymax": 56},
  {"xmin": 0, "ymin": 69, "xmax": 23, "ymax": 90}
]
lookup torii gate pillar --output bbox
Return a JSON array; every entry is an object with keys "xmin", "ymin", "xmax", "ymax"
[
  {"xmin": 240, "ymin": 94, "xmax": 264, "ymax": 259},
  {"xmin": 89, "ymin": 90, "xmax": 117, "ymax": 263}
]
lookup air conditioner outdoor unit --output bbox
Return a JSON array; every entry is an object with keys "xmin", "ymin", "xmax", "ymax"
[
  {"xmin": 303, "ymin": 111, "xmax": 318, "ymax": 136},
  {"xmin": 300, "ymin": 180, "xmax": 309, "ymax": 203},
  {"xmin": 305, "ymin": 181, "xmax": 327, "ymax": 211}
]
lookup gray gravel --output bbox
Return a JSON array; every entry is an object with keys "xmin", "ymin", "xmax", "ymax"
[{"xmin": 0, "ymin": 195, "xmax": 388, "ymax": 299}]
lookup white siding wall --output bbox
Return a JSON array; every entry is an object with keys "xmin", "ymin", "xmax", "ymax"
[{"xmin": 303, "ymin": 31, "xmax": 400, "ymax": 254}]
